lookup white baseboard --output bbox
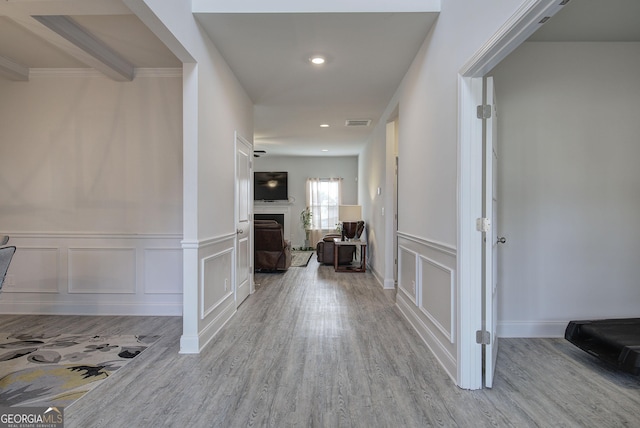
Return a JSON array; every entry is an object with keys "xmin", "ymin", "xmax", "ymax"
[
  {"xmin": 396, "ymin": 293, "xmax": 457, "ymax": 383},
  {"xmin": 383, "ymin": 278, "xmax": 396, "ymax": 290},
  {"xmin": 0, "ymin": 301, "xmax": 182, "ymax": 316},
  {"xmin": 498, "ymin": 321, "xmax": 568, "ymax": 338}
]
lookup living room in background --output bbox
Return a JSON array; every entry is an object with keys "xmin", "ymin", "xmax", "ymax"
[{"xmin": 306, "ymin": 178, "xmax": 342, "ymax": 245}]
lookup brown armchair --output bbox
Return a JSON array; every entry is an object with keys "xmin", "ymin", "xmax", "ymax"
[
  {"xmin": 254, "ymin": 220, "xmax": 291, "ymax": 271},
  {"xmin": 316, "ymin": 233, "xmax": 354, "ymax": 265}
]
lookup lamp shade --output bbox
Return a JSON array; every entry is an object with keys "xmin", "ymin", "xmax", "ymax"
[{"xmin": 339, "ymin": 205, "xmax": 362, "ymax": 221}]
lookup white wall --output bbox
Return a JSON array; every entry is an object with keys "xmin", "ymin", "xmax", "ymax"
[
  {"xmin": 491, "ymin": 42, "xmax": 640, "ymax": 337},
  {"xmin": 0, "ymin": 71, "xmax": 183, "ymax": 315},
  {"xmin": 138, "ymin": 0, "xmax": 253, "ymax": 353},
  {"xmin": 359, "ymin": 0, "xmax": 535, "ymax": 385},
  {"xmin": 359, "ymin": 115, "xmax": 394, "ymax": 287},
  {"xmin": 254, "ymin": 155, "xmax": 358, "ymax": 247}
]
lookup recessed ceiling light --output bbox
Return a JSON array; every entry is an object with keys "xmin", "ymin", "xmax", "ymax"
[
  {"xmin": 321, "ymin": 149, "xmax": 329, "ymax": 152},
  {"xmin": 320, "ymin": 124, "xmax": 330, "ymax": 128},
  {"xmin": 310, "ymin": 56, "xmax": 325, "ymax": 65}
]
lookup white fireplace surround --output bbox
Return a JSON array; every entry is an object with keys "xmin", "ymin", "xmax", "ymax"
[{"xmin": 254, "ymin": 202, "xmax": 292, "ymax": 243}]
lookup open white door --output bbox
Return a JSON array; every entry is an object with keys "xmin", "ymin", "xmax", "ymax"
[
  {"xmin": 483, "ymin": 77, "xmax": 499, "ymax": 387},
  {"xmin": 235, "ymin": 133, "xmax": 253, "ymax": 307}
]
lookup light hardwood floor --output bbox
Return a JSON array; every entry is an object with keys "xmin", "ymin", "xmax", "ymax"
[{"xmin": 1, "ymin": 260, "xmax": 638, "ymax": 427}]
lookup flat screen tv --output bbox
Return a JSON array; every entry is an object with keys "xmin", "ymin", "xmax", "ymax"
[{"xmin": 254, "ymin": 171, "xmax": 288, "ymax": 201}]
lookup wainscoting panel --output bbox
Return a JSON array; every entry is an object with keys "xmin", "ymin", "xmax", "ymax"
[
  {"xmin": 1, "ymin": 247, "xmax": 59, "ymax": 293},
  {"xmin": 193, "ymin": 234, "xmax": 237, "ymax": 353},
  {"xmin": 419, "ymin": 256, "xmax": 455, "ymax": 344},
  {"xmin": 144, "ymin": 249, "xmax": 183, "ymax": 294},
  {"xmin": 201, "ymin": 248, "xmax": 234, "ymax": 319},
  {"xmin": 395, "ymin": 232, "xmax": 458, "ymax": 381},
  {"xmin": 68, "ymin": 248, "xmax": 136, "ymax": 294},
  {"xmin": 0, "ymin": 233, "xmax": 183, "ymax": 316},
  {"xmin": 398, "ymin": 245, "xmax": 417, "ymax": 304}
]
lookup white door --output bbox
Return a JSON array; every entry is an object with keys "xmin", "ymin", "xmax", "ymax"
[
  {"xmin": 235, "ymin": 133, "xmax": 253, "ymax": 307},
  {"xmin": 484, "ymin": 76, "xmax": 499, "ymax": 387}
]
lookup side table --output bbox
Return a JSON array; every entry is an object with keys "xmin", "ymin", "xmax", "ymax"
[{"xmin": 333, "ymin": 238, "xmax": 367, "ymax": 272}]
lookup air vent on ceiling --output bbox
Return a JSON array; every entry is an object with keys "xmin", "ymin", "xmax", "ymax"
[{"xmin": 345, "ymin": 119, "xmax": 372, "ymax": 127}]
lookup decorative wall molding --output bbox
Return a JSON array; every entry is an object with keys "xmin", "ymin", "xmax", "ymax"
[
  {"xmin": 498, "ymin": 321, "xmax": 567, "ymax": 338},
  {"xmin": 68, "ymin": 247, "xmax": 136, "ymax": 294},
  {"xmin": 144, "ymin": 248, "xmax": 183, "ymax": 294},
  {"xmin": 28, "ymin": 67, "xmax": 182, "ymax": 78},
  {"xmin": 418, "ymin": 256, "xmax": 456, "ymax": 344},
  {"xmin": 397, "ymin": 292, "xmax": 457, "ymax": 381},
  {"xmin": 397, "ymin": 231, "xmax": 456, "ymax": 256},
  {"xmin": 200, "ymin": 247, "xmax": 234, "ymax": 319},
  {"xmin": 0, "ymin": 232, "xmax": 183, "ymax": 316},
  {"xmin": 396, "ymin": 234, "xmax": 458, "ymax": 384},
  {"xmin": 196, "ymin": 233, "xmax": 237, "ymax": 249},
  {"xmin": 398, "ymin": 245, "xmax": 418, "ymax": 303}
]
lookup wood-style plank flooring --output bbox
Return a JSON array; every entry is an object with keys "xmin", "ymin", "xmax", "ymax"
[{"xmin": 1, "ymin": 260, "xmax": 638, "ymax": 427}]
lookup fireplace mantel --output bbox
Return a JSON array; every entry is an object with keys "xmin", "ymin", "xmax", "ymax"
[{"xmin": 254, "ymin": 203, "xmax": 292, "ymax": 242}]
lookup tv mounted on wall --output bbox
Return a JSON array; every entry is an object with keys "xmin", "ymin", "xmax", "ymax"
[{"xmin": 254, "ymin": 171, "xmax": 288, "ymax": 201}]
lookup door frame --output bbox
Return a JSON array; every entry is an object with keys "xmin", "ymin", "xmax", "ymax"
[
  {"xmin": 456, "ymin": 0, "xmax": 566, "ymax": 389},
  {"xmin": 234, "ymin": 132, "xmax": 254, "ymax": 303}
]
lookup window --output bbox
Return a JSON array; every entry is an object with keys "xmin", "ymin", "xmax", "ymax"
[{"xmin": 306, "ymin": 178, "xmax": 342, "ymax": 230}]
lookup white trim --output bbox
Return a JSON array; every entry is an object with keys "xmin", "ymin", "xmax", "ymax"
[
  {"xmin": 456, "ymin": 0, "xmax": 568, "ymax": 390},
  {"xmin": 396, "ymin": 231, "xmax": 456, "ymax": 256},
  {"xmin": 460, "ymin": 0, "xmax": 565, "ymax": 77},
  {"xmin": 418, "ymin": 255, "xmax": 456, "ymax": 344},
  {"xmin": 4, "ymin": 231, "xmax": 181, "ymax": 240},
  {"xmin": 397, "ymin": 292, "xmax": 457, "ymax": 381},
  {"xmin": 456, "ymin": 75, "xmax": 484, "ymax": 390},
  {"xmin": 397, "ymin": 244, "xmax": 419, "ymax": 304},
  {"xmin": 0, "ymin": 301, "xmax": 182, "ymax": 316},
  {"xmin": 200, "ymin": 247, "xmax": 235, "ymax": 319},
  {"xmin": 27, "ymin": 68, "xmax": 182, "ymax": 78},
  {"xmin": 191, "ymin": 300, "xmax": 237, "ymax": 354},
  {"xmin": 383, "ymin": 278, "xmax": 395, "ymax": 290},
  {"xmin": 234, "ymin": 131, "xmax": 254, "ymax": 298},
  {"xmin": 198, "ymin": 233, "xmax": 237, "ymax": 248},
  {"xmin": 498, "ymin": 321, "xmax": 567, "ymax": 338},
  {"xmin": 135, "ymin": 68, "xmax": 183, "ymax": 78}
]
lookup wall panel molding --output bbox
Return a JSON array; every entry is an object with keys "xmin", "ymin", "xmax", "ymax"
[
  {"xmin": 397, "ymin": 231, "xmax": 456, "ymax": 256},
  {"xmin": 396, "ymin": 233, "xmax": 458, "ymax": 383},
  {"xmin": 68, "ymin": 247, "xmax": 136, "ymax": 294},
  {"xmin": 0, "ymin": 233, "xmax": 183, "ymax": 316},
  {"xmin": 419, "ymin": 256, "xmax": 456, "ymax": 344},
  {"xmin": 200, "ymin": 248, "xmax": 234, "ymax": 319}
]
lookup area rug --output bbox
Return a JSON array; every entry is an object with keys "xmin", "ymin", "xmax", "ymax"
[
  {"xmin": 291, "ymin": 251, "xmax": 314, "ymax": 267},
  {"xmin": 0, "ymin": 333, "xmax": 159, "ymax": 408}
]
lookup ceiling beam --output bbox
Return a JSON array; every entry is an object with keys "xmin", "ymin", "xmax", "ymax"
[
  {"xmin": 33, "ymin": 15, "xmax": 135, "ymax": 81},
  {"xmin": 0, "ymin": 55, "xmax": 29, "ymax": 81}
]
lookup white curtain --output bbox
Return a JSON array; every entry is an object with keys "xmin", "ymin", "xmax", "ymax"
[{"xmin": 306, "ymin": 177, "xmax": 342, "ymax": 245}]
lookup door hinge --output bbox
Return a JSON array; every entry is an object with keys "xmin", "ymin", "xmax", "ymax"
[
  {"xmin": 476, "ymin": 330, "xmax": 491, "ymax": 345},
  {"xmin": 476, "ymin": 218, "xmax": 491, "ymax": 233},
  {"xmin": 477, "ymin": 104, "xmax": 492, "ymax": 119}
]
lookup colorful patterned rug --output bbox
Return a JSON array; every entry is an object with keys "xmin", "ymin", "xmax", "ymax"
[{"xmin": 0, "ymin": 333, "xmax": 159, "ymax": 408}]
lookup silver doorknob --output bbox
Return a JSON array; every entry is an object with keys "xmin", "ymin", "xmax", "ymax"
[
  {"xmin": 497, "ymin": 237, "xmax": 506, "ymax": 244},
  {"xmin": 237, "ymin": 229, "xmax": 244, "ymax": 234}
]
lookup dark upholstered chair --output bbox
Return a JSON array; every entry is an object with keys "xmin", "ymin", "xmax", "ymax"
[
  {"xmin": 316, "ymin": 233, "xmax": 354, "ymax": 265},
  {"xmin": 254, "ymin": 220, "xmax": 291, "ymax": 271}
]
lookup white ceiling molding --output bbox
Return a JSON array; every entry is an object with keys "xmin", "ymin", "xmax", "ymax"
[
  {"xmin": 135, "ymin": 68, "xmax": 183, "ymax": 78},
  {"xmin": 32, "ymin": 15, "xmax": 135, "ymax": 82},
  {"xmin": 0, "ymin": 55, "xmax": 29, "ymax": 81},
  {"xmin": 192, "ymin": 0, "xmax": 441, "ymax": 13}
]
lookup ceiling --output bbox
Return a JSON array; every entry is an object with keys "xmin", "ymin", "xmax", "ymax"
[{"xmin": 1, "ymin": 0, "xmax": 638, "ymax": 157}]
